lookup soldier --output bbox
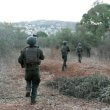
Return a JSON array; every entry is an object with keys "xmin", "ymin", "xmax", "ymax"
[
  {"xmin": 86, "ymin": 46, "xmax": 91, "ymax": 57},
  {"xmin": 76, "ymin": 42, "xmax": 83, "ymax": 63},
  {"xmin": 61, "ymin": 41, "xmax": 70, "ymax": 71},
  {"xmin": 18, "ymin": 36, "xmax": 44, "ymax": 105}
]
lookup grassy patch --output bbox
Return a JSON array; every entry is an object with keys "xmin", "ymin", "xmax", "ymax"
[{"xmin": 46, "ymin": 74, "xmax": 110, "ymax": 104}]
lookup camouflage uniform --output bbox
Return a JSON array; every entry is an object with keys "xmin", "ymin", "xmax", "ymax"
[
  {"xmin": 76, "ymin": 43, "xmax": 83, "ymax": 63},
  {"xmin": 18, "ymin": 37, "xmax": 44, "ymax": 104},
  {"xmin": 61, "ymin": 41, "xmax": 70, "ymax": 71}
]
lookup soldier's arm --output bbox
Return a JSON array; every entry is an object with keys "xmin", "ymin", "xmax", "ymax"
[
  {"xmin": 39, "ymin": 49, "xmax": 44, "ymax": 60},
  {"xmin": 18, "ymin": 50, "xmax": 25, "ymax": 68},
  {"xmin": 67, "ymin": 46, "xmax": 70, "ymax": 52}
]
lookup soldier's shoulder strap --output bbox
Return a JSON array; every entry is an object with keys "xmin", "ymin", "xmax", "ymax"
[
  {"xmin": 23, "ymin": 46, "xmax": 29, "ymax": 50},
  {"xmin": 21, "ymin": 46, "xmax": 30, "ymax": 57}
]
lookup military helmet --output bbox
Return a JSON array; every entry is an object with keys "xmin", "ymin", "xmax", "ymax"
[
  {"xmin": 78, "ymin": 42, "xmax": 81, "ymax": 46},
  {"xmin": 63, "ymin": 41, "xmax": 67, "ymax": 45},
  {"xmin": 27, "ymin": 36, "xmax": 36, "ymax": 46}
]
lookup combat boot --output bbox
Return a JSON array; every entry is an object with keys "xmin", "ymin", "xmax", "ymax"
[
  {"xmin": 31, "ymin": 90, "xmax": 37, "ymax": 105},
  {"xmin": 25, "ymin": 92, "xmax": 30, "ymax": 97},
  {"xmin": 31, "ymin": 100, "xmax": 36, "ymax": 105},
  {"xmin": 62, "ymin": 66, "xmax": 64, "ymax": 71},
  {"xmin": 65, "ymin": 64, "xmax": 67, "ymax": 69}
]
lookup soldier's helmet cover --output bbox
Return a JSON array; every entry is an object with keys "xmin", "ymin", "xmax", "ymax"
[
  {"xmin": 78, "ymin": 42, "xmax": 81, "ymax": 46},
  {"xmin": 27, "ymin": 36, "xmax": 36, "ymax": 46},
  {"xmin": 63, "ymin": 41, "xmax": 67, "ymax": 45}
]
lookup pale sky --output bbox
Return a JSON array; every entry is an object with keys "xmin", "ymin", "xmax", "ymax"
[{"xmin": 0, "ymin": 0, "xmax": 110, "ymax": 22}]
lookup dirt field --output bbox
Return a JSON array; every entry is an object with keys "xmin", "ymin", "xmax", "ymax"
[{"xmin": 0, "ymin": 55, "xmax": 110, "ymax": 110}]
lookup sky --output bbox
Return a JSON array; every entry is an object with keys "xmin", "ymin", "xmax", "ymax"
[{"xmin": 0, "ymin": 0, "xmax": 110, "ymax": 22}]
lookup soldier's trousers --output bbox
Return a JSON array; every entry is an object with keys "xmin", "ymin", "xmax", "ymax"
[
  {"xmin": 78, "ymin": 54, "xmax": 82, "ymax": 63},
  {"xmin": 25, "ymin": 68, "xmax": 40, "ymax": 102},
  {"xmin": 87, "ymin": 51, "xmax": 90, "ymax": 57},
  {"xmin": 62, "ymin": 55, "xmax": 67, "ymax": 71}
]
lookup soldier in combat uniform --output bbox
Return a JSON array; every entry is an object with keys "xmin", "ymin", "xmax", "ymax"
[
  {"xmin": 18, "ymin": 35, "xmax": 44, "ymax": 105},
  {"xmin": 76, "ymin": 42, "xmax": 83, "ymax": 63},
  {"xmin": 61, "ymin": 41, "xmax": 70, "ymax": 71},
  {"xmin": 86, "ymin": 46, "xmax": 91, "ymax": 57}
]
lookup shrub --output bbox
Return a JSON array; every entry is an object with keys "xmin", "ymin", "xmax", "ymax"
[
  {"xmin": 98, "ymin": 32, "xmax": 110, "ymax": 60},
  {"xmin": 46, "ymin": 74, "xmax": 110, "ymax": 103},
  {"xmin": 0, "ymin": 23, "xmax": 27, "ymax": 57},
  {"xmin": 99, "ymin": 86, "xmax": 110, "ymax": 104}
]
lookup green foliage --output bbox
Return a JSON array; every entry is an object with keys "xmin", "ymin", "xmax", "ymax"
[
  {"xmin": 36, "ymin": 31, "xmax": 48, "ymax": 38},
  {"xmin": 50, "ymin": 28, "xmax": 75, "ymax": 49},
  {"xmin": 37, "ymin": 37, "xmax": 51, "ymax": 47},
  {"xmin": 81, "ymin": 4, "xmax": 110, "ymax": 33},
  {"xmin": 99, "ymin": 86, "xmax": 110, "ymax": 104},
  {"xmin": 74, "ymin": 23, "xmax": 99, "ymax": 47},
  {"xmin": 37, "ymin": 28, "xmax": 75, "ymax": 50},
  {"xmin": 55, "ymin": 28, "xmax": 73, "ymax": 43},
  {"xmin": 74, "ymin": 3, "xmax": 110, "ymax": 47},
  {"xmin": 98, "ymin": 31, "xmax": 110, "ymax": 59},
  {"xmin": 0, "ymin": 23, "xmax": 27, "ymax": 57},
  {"xmin": 47, "ymin": 74, "xmax": 110, "ymax": 103}
]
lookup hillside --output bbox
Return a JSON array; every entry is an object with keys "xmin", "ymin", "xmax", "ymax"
[{"xmin": 13, "ymin": 20, "xmax": 76, "ymax": 35}]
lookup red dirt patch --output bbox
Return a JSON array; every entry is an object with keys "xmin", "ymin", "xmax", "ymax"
[{"xmin": 41, "ymin": 59, "xmax": 110, "ymax": 77}]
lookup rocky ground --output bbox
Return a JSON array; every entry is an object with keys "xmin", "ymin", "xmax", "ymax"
[{"xmin": 0, "ymin": 56, "xmax": 110, "ymax": 110}]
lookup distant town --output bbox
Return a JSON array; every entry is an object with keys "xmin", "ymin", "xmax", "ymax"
[{"xmin": 13, "ymin": 20, "xmax": 76, "ymax": 35}]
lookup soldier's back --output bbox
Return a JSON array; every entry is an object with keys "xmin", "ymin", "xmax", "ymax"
[{"xmin": 61, "ymin": 45, "xmax": 68, "ymax": 55}]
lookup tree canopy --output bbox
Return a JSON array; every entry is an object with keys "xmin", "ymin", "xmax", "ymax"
[
  {"xmin": 36, "ymin": 31, "xmax": 48, "ymax": 38},
  {"xmin": 76, "ymin": 3, "xmax": 110, "ymax": 47}
]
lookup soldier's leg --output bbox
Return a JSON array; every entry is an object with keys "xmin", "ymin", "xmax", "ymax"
[
  {"xmin": 31, "ymin": 68, "xmax": 40, "ymax": 104},
  {"xmin": 78, "ymin": 54, "xmax": 80, "ymax": 62},
  {"xmin": 26, "ymin": 81, "xmax": 31, "ymax": 97},
  {"xmin": 25, "ymin": 69, "xmax": 32, "ymax": 97},
  {"xmin": 79, "ymin": 57, "xmax": 81, "ymax": 63},
  {"xmin": 87, "ymin": 50, "xmax": 90, "ymax": 57},
  {"xmin": 78, "ymin": 54, "xmax": 81, "ymax": 63},
  {"xmin": 88, "ymin": 51, "xmax": 90, "ymax": 57},
  {"xmin": 62, "ymin": 59, "xmax": 65, "ymax": 71},
  {"xmin": 62, "ymin": 55, "xmax": 65, "ymax": 71},
  {"xmin": 31, "ymin": 82, "xmax": 39, "ymax": 104},
  {"xmin": 79, "ymin": 54, "xmax": 82, "ymax": 63},
  {"xmin": 64, "ymin": 56, "xmax": 67, "ymax": 68},
  {"xmin": 62, "ymin": 56, "xmax": 67, "ymax": 71}
]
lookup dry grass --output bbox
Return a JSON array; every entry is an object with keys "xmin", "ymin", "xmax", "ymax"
[
  {"xmin": 41, "ymin": 58, "xmax": 110, "ymax": 78},
  {"xmin": 0, "ymin": 49, "xmax": 110, "ymax": 110}
]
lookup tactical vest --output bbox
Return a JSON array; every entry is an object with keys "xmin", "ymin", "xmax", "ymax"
[
  {"xmin": 77, "ymin": 46, "xmax": 82, "ymax": 54},
  {"xmin": 61, "ymin": 46, "xmax": 68, "ymax": 55},
  {"xmin": 25, "ymin": 47, "xmax": 40, "ymax": 65}
]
